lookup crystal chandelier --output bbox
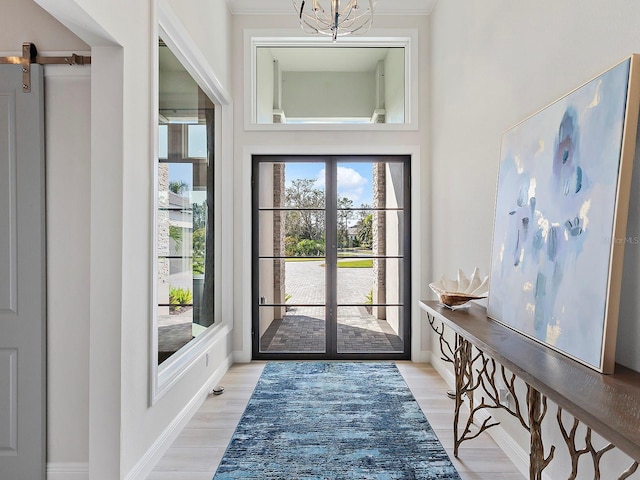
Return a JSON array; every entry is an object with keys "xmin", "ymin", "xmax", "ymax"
[{"xmin": 293, "ymin": 0, "xmax": 376, "ymax": 42}]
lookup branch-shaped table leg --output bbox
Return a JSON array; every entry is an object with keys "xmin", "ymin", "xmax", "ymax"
[
  {"xmin": 426, "ymin": 312, "xmax": 455, "ymax": 364},
  {"xmin": 558, "ymin": 407, "xmax": 639, "ymax": 480},
  {"xmin": 527, "ymin": 386, "xmax": 554, "ymax": 480},
  {"xmin": 620, "ymin": 462, "xmax": 639, "ymax": 480}
]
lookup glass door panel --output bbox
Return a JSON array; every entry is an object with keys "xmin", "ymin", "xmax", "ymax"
[
  {"xmin": 259, "ymin": 306, "xmax": 326, "ymax": 353},
  {"xmin": 335, "ymin": 160, "xmax": 407, "ymax": 355},
  {"xmin": 337, "ymin": 306, "xmax": 404, "ymax": 354},
  {"xmin": 256, "ymin": 161, "xmax": 327, "ymax": 354}
]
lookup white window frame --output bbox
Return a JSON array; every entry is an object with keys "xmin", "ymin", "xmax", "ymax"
[
  {"xmin": 244, "ymin": 28, "xmax": 419, "ymax": 131},
  {"xmin": 150, "ymin": 1, "xmax": 233, "ymax": 405}
]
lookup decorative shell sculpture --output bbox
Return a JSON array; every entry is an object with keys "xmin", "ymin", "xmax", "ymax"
[{"xmin": 429, "ymin": 268, "xmax": 489, "ymax": 308}]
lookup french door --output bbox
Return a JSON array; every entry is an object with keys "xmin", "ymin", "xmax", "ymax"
[{"xmin": 252, "ymin": 155, "xmax": 411, "ymax": 359}]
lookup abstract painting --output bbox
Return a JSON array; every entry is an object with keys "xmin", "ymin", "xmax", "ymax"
[{"xmin": 488, "ymin": 56, "xmax": 640, "ymax": 373}]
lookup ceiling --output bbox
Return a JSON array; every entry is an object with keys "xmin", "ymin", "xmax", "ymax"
[{"xmin": 226, "ymin": 0, "xmax": 438, "ymax": 15}]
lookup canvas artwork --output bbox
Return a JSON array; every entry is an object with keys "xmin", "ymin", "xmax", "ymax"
[{"xmin": 487, "ymin": 56, "xmax": 640, "ymax": 373}]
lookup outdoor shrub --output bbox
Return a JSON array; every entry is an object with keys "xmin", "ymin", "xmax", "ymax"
[
  {"xmin": 365, "ymin": 289, "xmax": 373, "ymax": 304},
  {"xmin": 169, "ymin": 286, "xmax": 193, "ymax": 312},
  {"xmin": 295, "ymin": 239, "xmax": 325, "ymax": 256},
  {"xmin": 285, "ymin": 236, "xmax": 298, "ymax": 257}
]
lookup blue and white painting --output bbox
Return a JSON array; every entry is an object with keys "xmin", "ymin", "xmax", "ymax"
[{"xmin": 487, "ymin": 59, "xmax": 632, "ymax": 371}]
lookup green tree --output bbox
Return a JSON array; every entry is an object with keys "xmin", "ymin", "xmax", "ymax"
[
  {"xmin": 295, "ymin": 239, "xmax": 325, "ymax": 256},
  {"xmin": 192, "ymin": 201, "xmax": 207, "ymax": 230},
  {"xmin": 356, "ymin": 213, "xmax": 373, "ymax": 248},
  {"xmin": 169, "ymin": 180, "xmax": 189, "ymax": 195},
  {"xmin": 285, "ymin": 179, "xmax": 325, "ymax": 241},
  {"xmin": 337, "ymin": 196, "xmax": 354, "ymax": 249},
  {"xmin": 169, "ymin": 225, "xmax": 182, "ymax": 253},
  {"xmin": 192, "ymin": 227, "xmax": 206, "ymax": 274}
]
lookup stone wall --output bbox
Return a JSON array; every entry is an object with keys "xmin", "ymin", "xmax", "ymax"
[{"xmin": 273, "ymin": 163, "xmax": 286, "ymax": 319}]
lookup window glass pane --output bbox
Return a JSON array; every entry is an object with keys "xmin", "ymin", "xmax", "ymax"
[
  {"xmin": 337, "ymin": 305, "xmax": 404, "ymax": 354},
  {"xmin": 157, "ymin": 40, "xmax": 215, "ymax": 366},
  {"xmin": 188, "ymin": 124, "xmax": 207, "ymax": 158},
  {"xmin": 158, "ymin": 125, "xmax": 168, "ymax": 159},
  {"xmin": 259, "ymin": 306, "xmax": 326, "ymax": 354},
  {"xmin": 338, "ymin": 161, "xmax": 404, "ymax": 209},
  {"xmin": 257, "ymin": 257, "xmax": 326, "ymax": 307},
  {"xmin": 337, "ymin": 258, "xmax": 402, "ymax": 306},
  {"xmin": 336, "ymin": 210, "xmax": 404, "ymax": 257},
  {"xmin": 258, "ymin": 162, "xmax": 326, "ymax": 209},
  {"xmin": 258, "ymin": 210, "xmax": 326, "ymax": 258}
]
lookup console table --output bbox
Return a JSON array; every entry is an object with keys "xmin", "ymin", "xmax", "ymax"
[{"xmin": 419, "ymin": 300, "xmax": 640, "ymax": 480}]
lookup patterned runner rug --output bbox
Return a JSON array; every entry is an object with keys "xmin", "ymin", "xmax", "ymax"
[{"xmin": 213, "ymin": 362, "xmax": 461, "ymax": 479}]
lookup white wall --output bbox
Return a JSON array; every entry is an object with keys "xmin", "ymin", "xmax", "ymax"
[
  {"xmin": 282, "ymin": 71, "xmax": 376, "ymax": 118},
  {"xmin": 384, "ymin": 48, "xmax": 405, "ymax": 123},
  {"xmin": 429, "ymin": 1, "xmax": 640, "ymax": 478},
  {"xmin": 256, "ymin": 47, "xmax": 275, "ymax": 123},
  {"xmin": 45, "ymin": 67, "xmax": 91, "ymax": 472},
  {"xmin": 232, "ymin": 14, "xmax": 432, "ymax": 362},
  {"xmin": 167, "ymin": 0, "xmax": 232, "ymax": 91},
  {"xmin": 385, "ymin": 163, "xmax": 404, "ymax": 334}
]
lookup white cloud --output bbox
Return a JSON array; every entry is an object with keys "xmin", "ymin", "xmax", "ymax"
[
  {"xmin": 315, "ymin": 167, "xmax": 368, "ymax": 203},
  {"xmin": 338, "ymin": 167, "xmax": 368, "ymax": 203},
  {"xmin": 314, "ymin": 169, "xmax": 326, "ymax": 190}
]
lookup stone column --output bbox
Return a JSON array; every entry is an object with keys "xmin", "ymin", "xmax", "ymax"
[
  {"xmin": 273, "ymin": 163, "xmax": 286, "ymax": 319},
  {"xmin": 157, "ymin": 163, "xmax": 170, "ymax": 316},
  {"xmin": 373, "ymin": 162, "xmax": 387, "ymax": 320}
]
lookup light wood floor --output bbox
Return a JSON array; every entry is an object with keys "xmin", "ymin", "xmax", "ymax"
[{"xmin": 146, "ymin": 361, "xmax": 525, "ymax": 480}]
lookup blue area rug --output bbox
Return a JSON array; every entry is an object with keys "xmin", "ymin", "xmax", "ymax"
[{"xmin": 213, "ymin": 362, "xmax": 461, "ymax": 479}]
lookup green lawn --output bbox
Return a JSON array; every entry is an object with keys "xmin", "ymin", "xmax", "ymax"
[
  {"xmin": 283, "ymin": 257, "xmax": 373, "ymax": 268},
  {"xmin": 337, "ymin": 259, "xmax": 373, "ymax": 268}
]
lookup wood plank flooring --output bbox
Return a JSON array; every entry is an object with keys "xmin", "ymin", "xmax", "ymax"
[{"xmin": 146, "ymin": 361, "xmax": 525, "ymax": 480}]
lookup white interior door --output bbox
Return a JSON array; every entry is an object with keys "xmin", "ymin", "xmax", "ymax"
[{"xmin": 0, "ymin": 64, "xmax": 46, "ymax": 479}]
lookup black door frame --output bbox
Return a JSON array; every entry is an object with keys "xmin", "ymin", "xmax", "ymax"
[{"xmin": 251, "ymin": 154, "xmax": 411, "ymax": 360}]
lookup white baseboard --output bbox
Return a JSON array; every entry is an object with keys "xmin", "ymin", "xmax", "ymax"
[
  {"xmin": 232, "ymin": 349, "xmax": 252, "ymax": 363},
  {"xmin": 411, "ymin": 349, "xmax": 431, "ymax": 363},
  {"xmin": 47, "ymin": 462, "xmax": 89, "ymax": 480},
  {"xmin": 123, "ymin": 353, "xmax": 234, "ymax": 480}
]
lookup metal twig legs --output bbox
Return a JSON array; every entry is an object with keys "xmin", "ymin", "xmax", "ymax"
[
  {"xmin": 426, "ymin": 312, "xmax": 555, "ymax": 479},
  {"xmin": 527, "ymin": 387, "xmax": 554, "ymax": 479},
  {"xmin": 426, "ymin": 313, "xmax": 455, "ymax": 364},
  {"xmin": 453, "ymin": 338, "xmax": 500, "ymax": 456},
  {"xmin": 620, "ymin": 462, "xmax": 639, "ymax": 480},
  {"xmin": 557, "ymin": 407, "xmax": 639, "ymax": 480},
  {"xmin": 423, "ymin": 305, "xmax": 640, "ymax": 480}
]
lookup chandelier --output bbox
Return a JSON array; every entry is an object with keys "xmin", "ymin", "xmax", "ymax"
[{"xmin": 293, "ymin": 0, "xmax": 376, "ymax": 42}]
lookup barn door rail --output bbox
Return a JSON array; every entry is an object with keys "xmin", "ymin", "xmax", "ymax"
[{"xmin": 0, "ymin": 42, "xmax": 91, "ymax": 92}]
